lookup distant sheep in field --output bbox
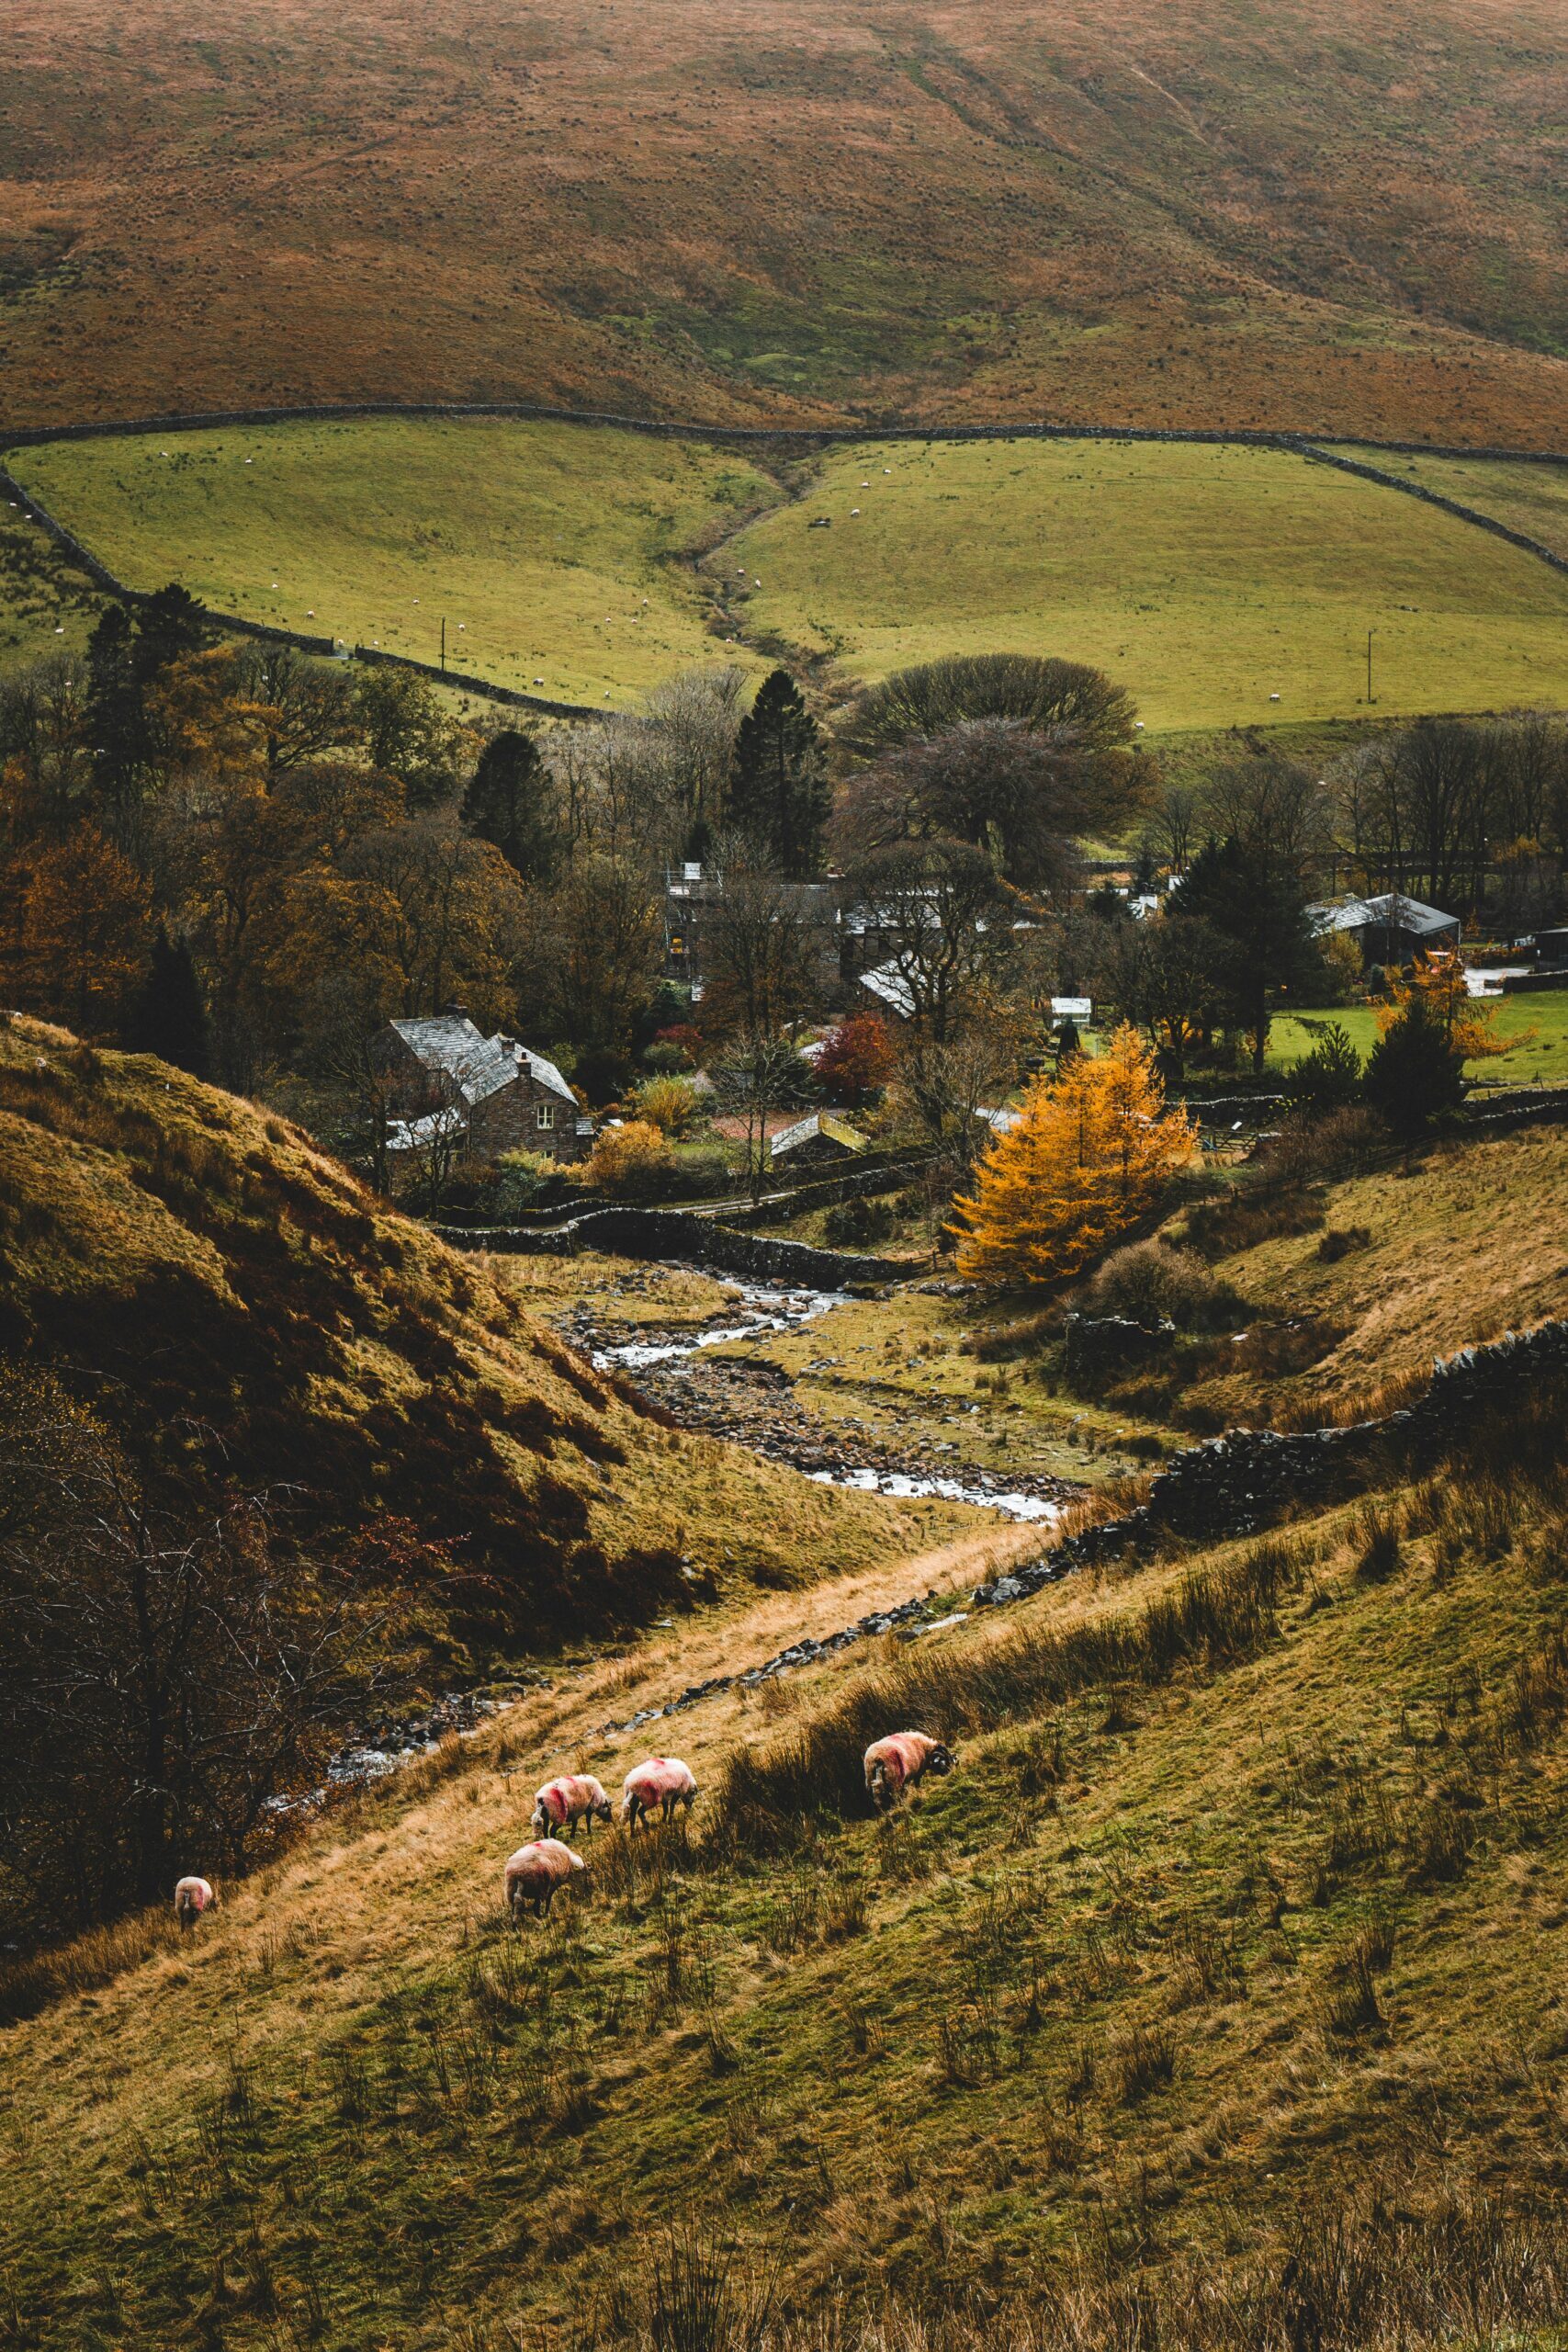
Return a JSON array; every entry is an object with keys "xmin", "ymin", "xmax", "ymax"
[
  {"xmin": 620, "ymin": 1757, "xmax": 698, "ymax": 1829},
  {"xmin": 864, "ymin": 1732, "xmax": 955, "ymax": 1812},
  {"xmin": 174, "ymin": 1876, "xmax": 215, "ymax": 1931},
  {"xmin": 532, "ymin": 1774, "xmax": 613, "ymax": 1839},
  {"xmin": 504, "ymin": 1838, "xmax": 586, "ymax": 1922}
]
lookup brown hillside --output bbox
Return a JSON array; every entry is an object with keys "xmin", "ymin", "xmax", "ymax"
[
  {"xmin": 0, "ymin": 1015, "xmax": 944, "ymax": 1643},
  {"xmin": 4, "ymin": 0, "xmax": 1567, "ymax": 442}
]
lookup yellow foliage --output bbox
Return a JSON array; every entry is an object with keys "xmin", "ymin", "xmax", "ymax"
[
  {"xmin": 581, "ymin": 1118, "xmax": 673, "ymax": 1197},
  {"xmin": 1375, "ymin": 951, "xmax": 1519, "ymax": 1061},
  {"xmin": 949, "ymin": 1024, "xmax": 1196, "ymax": 1286}
]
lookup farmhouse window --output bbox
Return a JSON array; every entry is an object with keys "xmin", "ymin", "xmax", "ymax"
[{"xmin": 536, "ymin": 1103, "xmax": 556, "ymax": 1131}]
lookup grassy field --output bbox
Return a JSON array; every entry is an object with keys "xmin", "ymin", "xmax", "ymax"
[
  {"xmin": 1269, "ymin": 995, "xmax": 1568, "ymax": 1088},
  {"xmin": 12, "ymin": 424, "xmax": 1568, "ymax": 729},
  {"xmin": 718, "ymin": 438, "xmax": 1568, "ymax": 731},
  {"xmin": 0, "ymin": 495, "xmax": 105, "ymax": 666},
  {"xmin": 1332, "ymin": 446, "xmax": 1568, "ymax": 562},
  {"xmin": 5, "ymin": 420, "xmax": 779, "ymax": 709},
  {"xmin": 6, "ymin": 1392, "xmax": 1567, "ymax": 2346}
]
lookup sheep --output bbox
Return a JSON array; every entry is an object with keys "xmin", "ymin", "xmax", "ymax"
[
  {"xmin": 863, "ymin": 1732, "xmax": 955, "ymax": 1812},
  {"xmin": 620, "ymin": 1756, "xmax": 698, "ymax": 1829},
  {"xmin": 503, "ymin": 1838, "xmax": 586, "ymax": 1922},
  {"xmin": 174, "ymin": 1875, "xmax": 215, "ymax": 1932},
  {"xmin": 531, "ymin": 1773, "xmax": 613, "ymax": 1840}
]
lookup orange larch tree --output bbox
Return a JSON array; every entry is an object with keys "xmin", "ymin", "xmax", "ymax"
[
  {"xmin": 1375, "ymin": 950, "xmax": 1518, "ymax": 1065},
  {"xmin": 949, "ymin": 1023, "xmax": 1196, "ymax": 1287}
]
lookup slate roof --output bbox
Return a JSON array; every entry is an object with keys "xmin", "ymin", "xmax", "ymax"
[
  {"xmin": 1308, "ymin": 893, "xmax": 1458, "ymax": 938},
  {"xmin": 770, "ymin": 1110, "xmax": 868, "ymax": 1159},
  {"xmin": 390, "ymin": 1015, "xmax": 576, "ymax": 1105}
]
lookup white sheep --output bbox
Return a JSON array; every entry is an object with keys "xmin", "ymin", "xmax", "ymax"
[
  {"xmin": 620, "ymin": 1756, "xmax": 698, "ymax": 1829},
  {"xmin": 504, "ymin": 1838, "xmax": 586, "ymax": 1921},
  {"xmin": 531, "ymin": 1773, "xmax": 613, "ymax": 1839},
  {"xmin": 863, "ymin": 1732, "xmax": 955, "ymax": 1812},
  {"xmin": 174, "ymin": 1875, "xmax": 215, "ymax": 1932}
]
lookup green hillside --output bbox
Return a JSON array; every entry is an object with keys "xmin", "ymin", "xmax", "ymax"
[
  {"xmin": 11, "ymin": 425, "xmax": 1568, "ymax": 730},
  {"xmin": 717, "ymin": 438, "xmax": 1568, "ymax": 731},
  {"xmin": 1330, "ymin": 447, "xmax": 1568, "ymax": 564},
  {"xmin": 5, "ymin": 420, "xmax": 781, "ymax": 710}
]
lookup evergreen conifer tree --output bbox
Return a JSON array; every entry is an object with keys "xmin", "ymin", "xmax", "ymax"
[
  {"xmin": 728, "ymin": 669, "xmax": 827, "ymax": 878},
  {"xmin": 461, "ymin": 729, "xmax": 557, "ymax": 882},
  {"xmin": 127, "ymin": 925, "xmax": 211, "ymax": 1077}
]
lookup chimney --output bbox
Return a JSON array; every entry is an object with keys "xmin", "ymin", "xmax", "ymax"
[{"xmin": 445, "ymin": 1000, "xmax": 468, "ymax": 1020}]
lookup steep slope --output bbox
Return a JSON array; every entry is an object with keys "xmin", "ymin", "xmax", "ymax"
[
  {"xmin": 4, "ymin": 1401, "xmax": 1565, "ymax": 2347},
  {"xmin": 4, "ymin": 0, "xmax": 1567, "ymax": 442},
  {"xmin": 0, "ymin": 1015, "xmax": 950, "ymax": 1642}
]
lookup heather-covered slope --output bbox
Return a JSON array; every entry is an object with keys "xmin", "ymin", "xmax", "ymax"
[
  {"xmin": 0, "ymin": 1015, "xmax": 942, "ymax": 1642},
  {"xmin": 5, "ymin": 0, "xmax": 1567, "ymax": 442}
]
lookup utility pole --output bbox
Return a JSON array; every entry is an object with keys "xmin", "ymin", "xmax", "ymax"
[
  {"xmin": 440, "ymin": 617, "xmax": 446, "ymax": 673},
  {"xmin": 1366, "ymin": 628, "xmax": 1375, "ymax": 706}
]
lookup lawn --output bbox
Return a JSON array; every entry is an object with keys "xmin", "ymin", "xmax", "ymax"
[
  {"xmin": 1330, "ymin": 445, "xmax": 1568, "ymax": 564},
  {"xmin": 717, "ymin": 438, "xmax": 1568, "ymax": 732},
  {"xmin": 10, "ymin": 425, "xmax": 1568, "ymax": 730},
  {"xmin": 4, "ymin": 419, "xmax": 779, "ymax": 710},
  {"xmin": 1269, "ymin": 994, "xmax": 1568, "ymax": 1088}
]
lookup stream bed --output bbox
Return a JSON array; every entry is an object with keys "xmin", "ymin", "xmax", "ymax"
[{"xmin": 570, "ymin": 1272, "xmax": 1070, "ymax": 1525}]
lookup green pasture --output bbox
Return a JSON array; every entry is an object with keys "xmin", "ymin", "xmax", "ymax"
[
  {"xmin": 1331, "ymin": 445, "xmax": 1568, "ymax": 565},
  {"xmin": 0, "ymin": 494, "xmax": 104, "ymax": 667},
  {"xmin": 7, "ymin": 424, "xmax": 1568, "ymax": 730},
  {"xmin": 1269, "ymin": 992, "xmax": 1568, "ymax": 1088},
  {"xmin": 4, "ymin": 419, "xmax": 776, "ymax": 709},
  {"xmin": 718, "ymin": 438, "xmax": 1568, "ymax": 731}
]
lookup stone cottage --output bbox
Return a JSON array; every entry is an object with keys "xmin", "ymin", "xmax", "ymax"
[{"xmin": 377, "ymin": 1011, "xmax": 589, "ymax": 1165}]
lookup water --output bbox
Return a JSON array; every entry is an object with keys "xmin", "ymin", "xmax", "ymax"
[
  {"xmin": 808, "ymin": 1466, "xmax": 1062, "ymax": 1522},
  {"xmin": 587, "ymin": 1277, "xmax": 842, "ymax": 1371}
]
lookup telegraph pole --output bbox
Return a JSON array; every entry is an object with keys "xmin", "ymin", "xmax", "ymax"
[
  {"xmin": 440, "ymin": 617, "xmax": 446, "ymax": 673},
  {"xmin": 1366, "ymin": 628, "xmax": 1375, "ymax": 705}
]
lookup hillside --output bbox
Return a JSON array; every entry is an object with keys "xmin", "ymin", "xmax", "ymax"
[
  {"xmin": 4, "ymin": 1363, "xmax": 1566, "ymax": 2346},
  {"xmin": 5, "ymin": 0, "xmax": 1568, "ymax": 443},
  {"xmin": 0, "ymin": 1015, "xmax": 953, "ymax": 1645},
  {"xmin": 12, "ymin": 423, "xmax": 1568, "ymax": 727}
]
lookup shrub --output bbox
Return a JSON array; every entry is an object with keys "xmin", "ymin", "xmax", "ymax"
[
  {"xmin": 626, "ymin": 1076, "xmax": 705, "ymax": 1138},
  {"xmin": 1280, "ymin": 1020, "xmax": 1363, "ymax": 1112},
  {"xmin": 1365, "ymin": 1001, "xmax": 1465, "ymax": 1133},
  {"xmin": 1086, "ymin": 1240, "xmax": 1246, "ymax": 1332},
  {"xmin": 582, "ymin": 1120, "xmax": 675, "ymax": 1198},
  {"xmin": 814, "ymin": 1014, "xmax": 894, "ymax": 1107},
  {"xmin": 823, "ymin": 1193, "xmax": 896, "ymax": 1248},
  {"xmin": 1317, "ymin": 1224, "xmax": 1371, "ymax": 1262},
  {"xmin": 1258, "ymin": 1106, "xmax": 1388, "ymax": 1189}
]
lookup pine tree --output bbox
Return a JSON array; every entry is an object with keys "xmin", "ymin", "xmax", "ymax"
[
  {"xmin": 127, "ymin": 924, "xmax": 211, "ymax": 1076},
  {"xmin": 728, "ymin": 669, "xmax": 827, "ymax": 878},
  {"xmin": 461, "ymin": 729, "xmax": 557, "ymax": 882},
  {"xmin": 1170, "ymin": 834, "xmax": 1320, "ymax": 1075},
  {"xmin": 1364, "ymin": 998, "xmax": 1465, "ymax": 1133},
  {"xmin": 949, "ymin": 1025, "xmax": 1195, "ymax": 1285}
]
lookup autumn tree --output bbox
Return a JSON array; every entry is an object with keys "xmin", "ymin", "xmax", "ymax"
[
  {"xmin": 696, "ymin": 846, "xmax": 824, "ymax": 1040},
  {"xmin": 1376, "ymin": 950, "xmax": 1514, "ymax": 1063},
  {"xmin": 0, "ymin": 822, "xmax": 152, "ymax": 1035},
  {"xmin": 950, "ymin": 1024, "xmax": 1195, "ymax": 1285},
  {"xmin": 126, "ymin": 924, "xmax": 211, "ymax": 1076},
  {"xmin": 816, "ymin": 1013, "xmax": 895, "ymax": 1106}
]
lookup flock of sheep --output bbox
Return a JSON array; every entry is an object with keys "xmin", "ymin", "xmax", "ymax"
[{"xmin": 172, "ymin": 1733, "xmax": 957, "ymax": 1932}]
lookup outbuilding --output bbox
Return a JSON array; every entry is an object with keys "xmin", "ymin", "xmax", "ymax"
[{"xmin": 1308, "ymin": 892, "xmax": 1460, "ymax": 968}]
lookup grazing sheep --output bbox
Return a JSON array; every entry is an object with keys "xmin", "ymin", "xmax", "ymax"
[
  {"xmin": 174, "ymin": 1876, "xmax": 215, "ymax": 1932},
  {"xmin": 620, "ymin": 1756, "xmax": 698, "ymax": 1829},
  {"xmin": 503, "ymin": 1838, "xmax": 586, "ymax": 1922},
  {"xmin": 863, "ymin": 1732, "xmax": 955, "ymax": 1812},
  {"xmin": 531, "ymin": 1773, "xmax": 613, "ymax": 1840}
]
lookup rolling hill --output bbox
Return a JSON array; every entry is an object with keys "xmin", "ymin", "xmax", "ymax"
[{"xmin": 4, "ymin": 0, "xmax": 1568, "ymax": 443}]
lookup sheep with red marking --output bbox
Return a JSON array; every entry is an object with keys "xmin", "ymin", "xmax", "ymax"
[
  {"xmin": 503, "ymin": 1838, "xmax": 586, "ymax": 1922},
  {"xmin": 620, "ymin": 1756, "xmax": 698, "ymax": 1829},
  {"xmin": 863, "ymin": 1731, "xmax": 955, "ymax": 1812},
  {"xmin": 531, "ymin": 1773, "xmax": 612, "ymax": 1840},
  {"xmin": 174, "ymin": 1875, "xmax": 215, "ymax": 1932}
]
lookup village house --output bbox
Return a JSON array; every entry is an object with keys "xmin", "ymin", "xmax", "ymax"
[
  {"xmin": 376, "ymin": 1010, "xmax": 590, "ymax": 1165},
  {"xmin": 1308, "ymin": 892, "xmax": 1461, "ymax": 968},
  {"xmin": 769, "ymin": 1108, "xmax": 869, "ymax": 1167}
]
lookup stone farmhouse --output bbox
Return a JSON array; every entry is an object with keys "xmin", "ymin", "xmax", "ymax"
[
  {"xmin": 1308, "ymin": 892, "xmax": 1461, "ymax": 969},
  {"xmin": 377, "ymin": 1011, "xmax": 590, "ymax": 1165}
]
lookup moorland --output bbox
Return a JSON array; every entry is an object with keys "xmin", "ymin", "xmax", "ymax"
[{"xmin": 5, "ymin": 0, "xmax": 1568, "ymax": 440}]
